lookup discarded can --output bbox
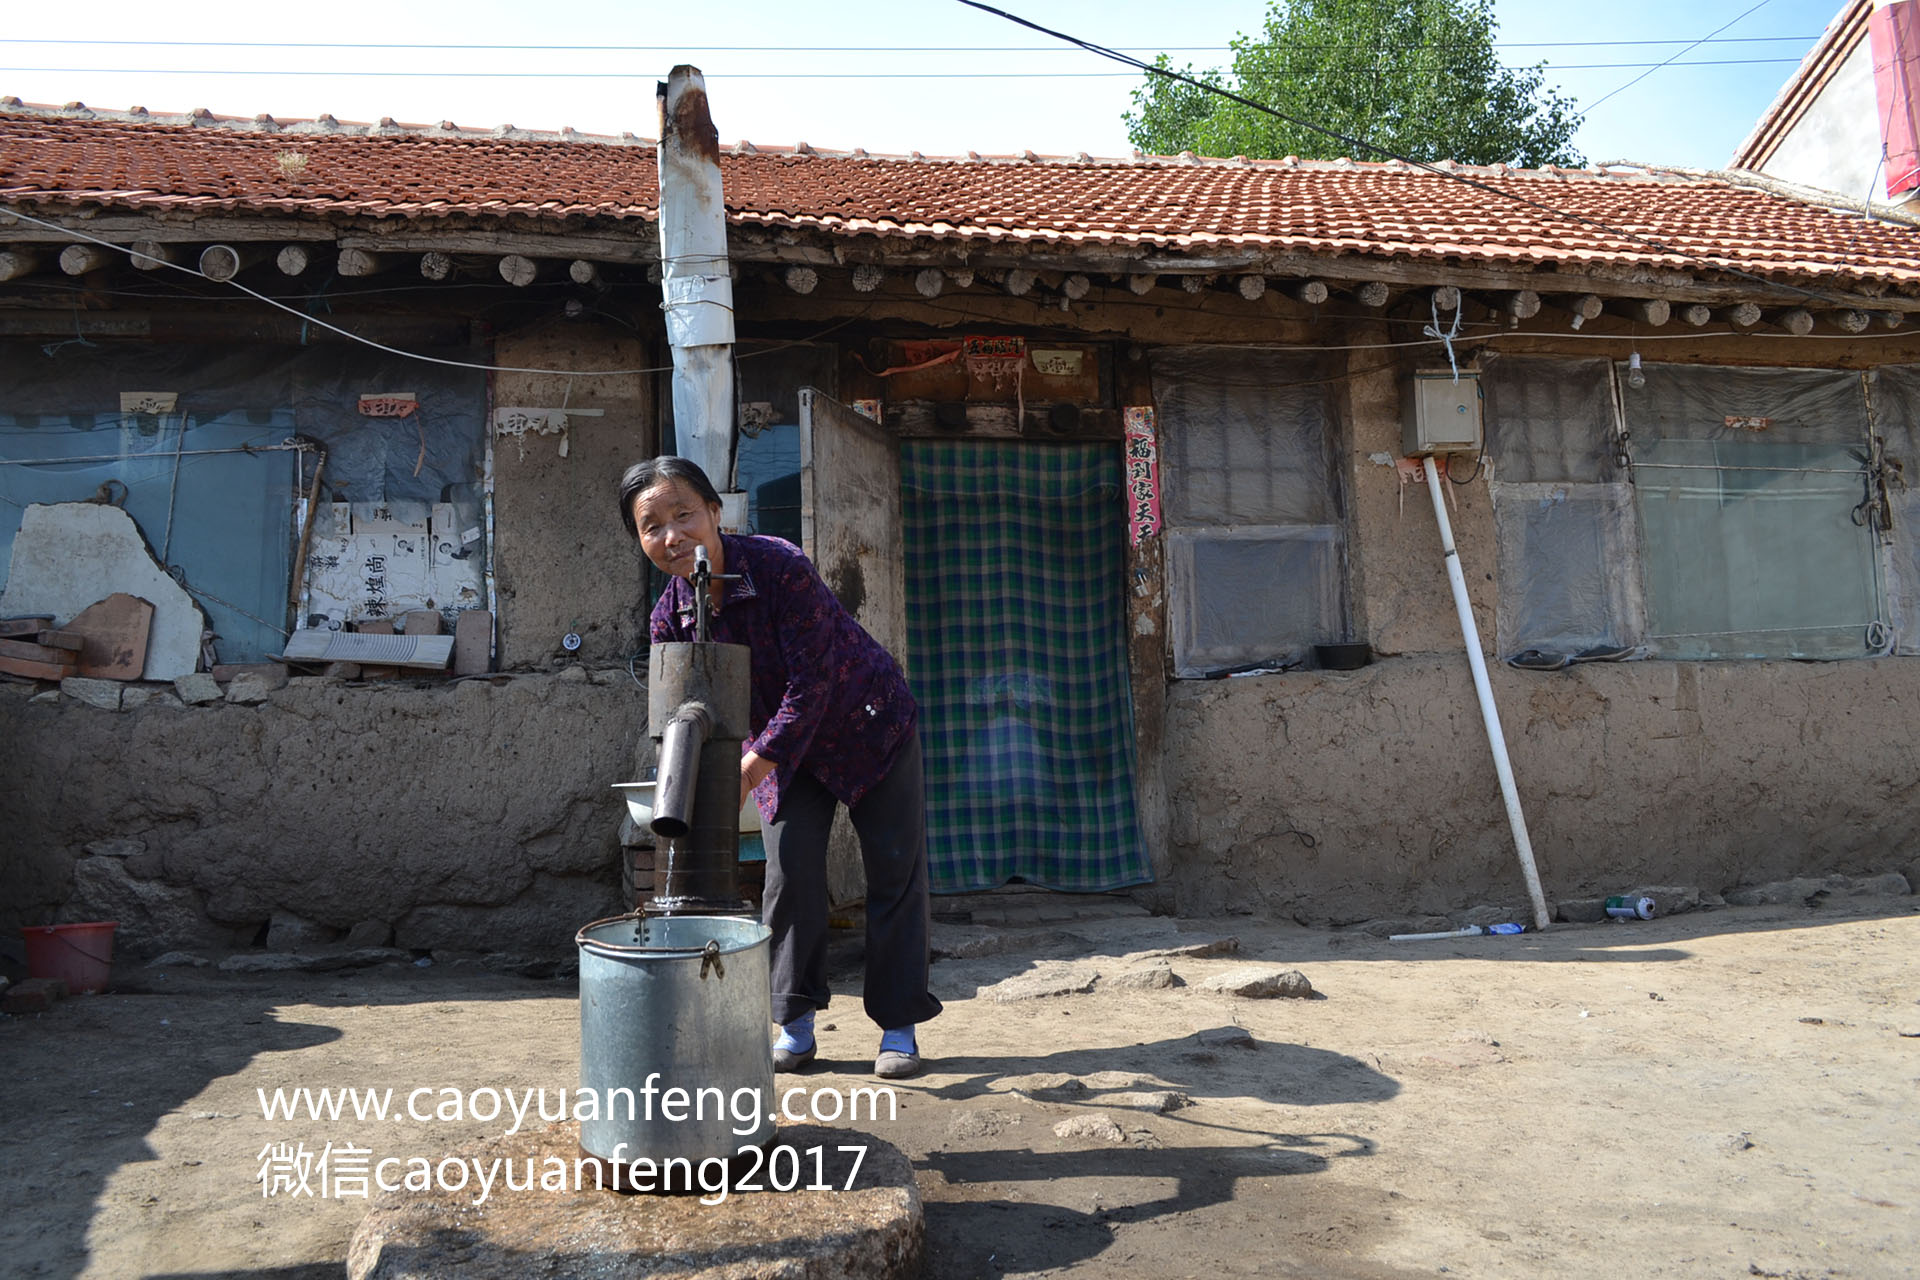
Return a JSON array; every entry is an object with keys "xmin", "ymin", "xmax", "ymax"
[{"xmin": 1605, "ymin": 895, "xmax": 1655, "ymax": 920}]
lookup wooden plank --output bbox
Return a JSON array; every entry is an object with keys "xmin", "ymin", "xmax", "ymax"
[
  {"xmin": 34, "ymin": 630, "xmax": 85, "ymax": 652},
  {"xmin": 0, "ymin": 637, "xmax": 77, "ymax": 665},
  {"xmin": 0, "ymin": 616, "xmax": 55, "ymax": 638},
  {"xmin": 799, "ymin": 388, "xmax": 907, "ymax": 910},
  {"xmin": 0, "ymin": 653, "xmax": 74, "ymax": 681},
  {"xmin": 64, "ymin": 593, "xmax": 155, "ymax": 680}
]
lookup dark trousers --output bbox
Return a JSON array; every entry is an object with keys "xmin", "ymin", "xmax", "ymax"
[{"xmin": 763, "ymin": 734, "xmax": 943, "ymax": 1031}]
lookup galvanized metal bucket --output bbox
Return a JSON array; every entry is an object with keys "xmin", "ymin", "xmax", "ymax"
[{"xmin": 575, "ymin": 913, "xmax": 775, "ymax": 1164}]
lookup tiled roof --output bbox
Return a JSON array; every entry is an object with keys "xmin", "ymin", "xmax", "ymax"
[{"xmin": 5, "ymin": 103, "xmax": 1920, "ymax": 291}]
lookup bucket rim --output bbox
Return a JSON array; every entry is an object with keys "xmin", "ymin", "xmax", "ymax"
[
  {"xmin": 20, "ymin": 921, "xmax": 119, "ymax": 935},
  {"xmin": 575, "ymin": 911, "xmax": 769, "ymax": 958}
]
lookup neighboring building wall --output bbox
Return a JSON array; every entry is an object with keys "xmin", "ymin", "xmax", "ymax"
[{"xmin": 1755, "ymin": 39, "xmax": 1884, "ymax": 201}]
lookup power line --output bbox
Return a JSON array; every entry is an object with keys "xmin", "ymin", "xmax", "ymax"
[
  {"xmin": 1581, "ymin": 0, "xmax": 1778, "ymax": 116},
  {"xmin": 0, "ymin": 59, "xmax": 1806, "ymax": 81},
  {"xmin": 952, "ymin": 0, "xmax": 1852, "ymax": 310},
  {"xmin": 0, "ymin": 36, "xmax": 1819, "ymax": 52}
]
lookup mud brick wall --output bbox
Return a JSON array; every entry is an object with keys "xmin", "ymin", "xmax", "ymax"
[{"xmin": 0, "ymin": 672, "xmax": 644, "ymax": 954}]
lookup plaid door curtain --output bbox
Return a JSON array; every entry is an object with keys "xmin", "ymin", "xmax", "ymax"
[{"xmin": 902, "ymin": 440, "xmax": 1153, "ymax": 893}]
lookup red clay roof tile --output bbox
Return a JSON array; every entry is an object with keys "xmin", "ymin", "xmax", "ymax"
[{"xmin": 3, "ymin": 105, "xmax": 1920, "ymax": 292}]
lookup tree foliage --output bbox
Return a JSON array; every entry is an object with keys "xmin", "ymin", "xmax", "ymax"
[{"xmin": 1124, "ymin": 0, "xmax": 1583, "ymax": 168}]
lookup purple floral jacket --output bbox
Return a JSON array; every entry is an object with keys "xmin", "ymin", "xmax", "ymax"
[{"xmin": 649, "ymin": 534, "xmax": 917, "ymax": 823}]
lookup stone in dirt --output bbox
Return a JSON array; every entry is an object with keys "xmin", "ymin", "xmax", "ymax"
[
  {"xmin": 1099, "ymin": 961, "xmax": 1178, "ymax": 991},
  {"xmin": 3, "ymin": 977, "xmax": 69, "ymax": 1014},
  {"xmin": 1104, "ymin": 1090, "xmax": 1190, "ymax": 1114},
  {"xmin": 1193, "ymin": 1025, "xmax": 1255, "ymax": 1049},
  {"xmin": 343, "ymin": 920, "xmax": 391, "ymax": 948},
  {"xmin": 982, "ymin": 961, "xmax": 1100, "ymax": 1002},
  {"xmin": 995, "ymin": 1073, "xmax": 1088, "ymax": 1102},
  {"xmin": 945, "ymin": 1109, "xmax": 1020, "ymax": 1141},
  {"xmin": 1127, "ymin": 935, "xmax": 1240, "ymax": 960},
  {"xmin": 218, "ymin": 948, "xmax": 408, "ymax": 974},
  {"xmin": 1358, "ymin": 916, "xmax": 1454, "ymax": 938},
  {"xmin": 1201, "ymin": 966, "xmax": 1316, "ymax": 999},
  {"xmin": 224, "ymin": 672, "xmax": 278, "ymax": 705},
  {"xmin": 1726, "ymin": 874, "xmax": 1910, "ymax": 907},
  {"xmin": 1052, "ymin": 1113, "xmax": 1128, "ymax": 1143},
  {"xmin": 145, "ymin": 952, "xmax": 210, "ymax": 968},
  {"xmin": 265, "ymin": 911, "xmax": 335, "ymax": 951},
  {"xmin": 346, "ymin": 1123, "xmax": 920, "ymax": 1280},
  {"xmin": 217, "ymin": 953, "xmax": 307, "ymax": 973},
  {"xmin": 929, "ymin": 923, "xmax": 1088, "ymax": 961},
  {"xmin": 172, "ymin": 673, "xmax": 221, "ymax": 705},
  {"xmin": 59, "ymin": 676, "xmax": 123, "ymax": 710}
]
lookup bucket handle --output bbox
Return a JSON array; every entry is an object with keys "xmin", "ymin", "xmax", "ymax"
[{"xmin": 699, "ymin": 939, "xmax": 725, "ymax": 981}]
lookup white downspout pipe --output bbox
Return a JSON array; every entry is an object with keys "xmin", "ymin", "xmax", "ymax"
[{"xmin": 1424, "ymin": 458, "xmax": 1552, "ymax": 930}]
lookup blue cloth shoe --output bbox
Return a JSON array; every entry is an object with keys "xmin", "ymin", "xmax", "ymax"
[
  {"xmin": 772, "ymin": 1011, "xmax": 816, "ymax": 1073},
  {"xmin": 874, "ymin": 1026, "xmax": 920, "ymax": 1079}
]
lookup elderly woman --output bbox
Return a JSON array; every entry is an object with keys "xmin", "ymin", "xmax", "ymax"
[{"xmin": 620, "ymin": 455, "xmax": 941, "ymax": 1079}]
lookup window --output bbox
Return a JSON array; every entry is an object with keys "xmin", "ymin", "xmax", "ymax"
[
  {"xmin": 1486, "ymin": 356, "xmax": 1908, "ymax": 662},
  {"xmin": 1151, "ymin": 347, "xmax": 1348, "ymax": 677},
  {"xmin": 1624, "ymin": 363, "xmax": 1883, "ymax": 660},
  {"xmin": 1484, "ymin": 356, "xmax": 1644, "ymax": 658}
]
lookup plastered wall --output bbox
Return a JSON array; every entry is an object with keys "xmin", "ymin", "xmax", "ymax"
[
  {"xmin": 0, "ymin": 673, "xmax": 641, "ymax": 954},
  {"xmin": 1161, "ymin": 655, "xmax": 1920, "ymax": 921},
  {"xmin": 489, "ymin": 325, "xmax": 656, "ymax": 670}
]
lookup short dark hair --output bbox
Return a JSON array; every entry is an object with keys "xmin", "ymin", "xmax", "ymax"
[{"xmin": 617, "ymin": 456, "xmax": 722, "ymax": 539}]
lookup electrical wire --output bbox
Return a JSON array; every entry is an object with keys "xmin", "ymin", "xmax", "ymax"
[
  {"xmin": 0, "ymin": 60, "xmax": 1806, "ymax": 79},
  {"xmin": 954, "ymin": 0, "xmax": 1858, "ymax": 312},
  {"xmin": 1580, "ymin": 0, "xmax": 1777, "ymax": 116},
  {"xmin": 0, "ymin": 37, "xmax": 1819, "ymax": 52}
]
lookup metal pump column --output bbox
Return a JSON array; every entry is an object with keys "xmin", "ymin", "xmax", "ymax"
[{"xmin": 645, "ymin": 548, "xmax": 752, "ymax": 916}]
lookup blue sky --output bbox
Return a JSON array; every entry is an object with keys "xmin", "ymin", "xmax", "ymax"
[{"xmin": 1, "ymin": 1, "xmax": 1853, "ymax": 172}]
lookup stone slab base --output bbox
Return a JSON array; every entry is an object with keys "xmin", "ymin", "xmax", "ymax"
[{"xmin": 347, "ymin": 1122, "xmax": 921, "ymax": 1279}]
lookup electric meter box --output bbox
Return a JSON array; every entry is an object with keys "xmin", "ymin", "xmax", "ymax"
[{"xmin": 1402, "ymin": 369, "xmax": 1484, "ymax": 456}]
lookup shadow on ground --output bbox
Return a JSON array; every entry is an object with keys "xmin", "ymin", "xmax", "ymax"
[{"xmin": 0, "ymin": 964, "xmax": 573, "ymax": 1280}]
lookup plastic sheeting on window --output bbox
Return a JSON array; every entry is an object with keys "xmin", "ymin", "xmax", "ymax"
[
  {"xmin": 0, "ymin": 341, "xmax": 487, "ymax": 663},
  {"xmin": 1149, "ymin": 347, "xmax": 1341, "ymax": 526},
  {"xmin": 1622, "ymin": 362, "xmax": 1881, "ymax": 660},
  {"xmin": 1491, "ymin": 482, "xmax": 1643, "ymax": 657},
  {"xmin": 1626, "ymin": 361, "xmax": 1870, "ymax": 445},
  {"xmin": 1863, "ymin": 366, "xmax": 1920, "ymax": 653},
  {"xmin": 1150, "ymin": 347, "xmax": 1346, "ymax": 676},
  {"xmin": 1166, "ymin": 527, "xmax": 1344, "ymax": 677},
  {"xmin": 1481, "ymin": 355, "xmax": 1621, "ymax": 484}
]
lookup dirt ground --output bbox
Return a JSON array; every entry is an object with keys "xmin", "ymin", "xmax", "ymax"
[{"xmin": 3, "ymin": 895, "xmax": 1917, "ymax": 1280}]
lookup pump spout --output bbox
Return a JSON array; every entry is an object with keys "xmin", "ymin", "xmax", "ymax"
[{"xmin": 650, "ymin": 701, "xmax": 714, "ymax": 841}]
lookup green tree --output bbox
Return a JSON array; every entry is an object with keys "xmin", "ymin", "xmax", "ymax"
[{"xmin": 1125, "ymin": 0, "xmax": 1582, "ymax": 167}]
